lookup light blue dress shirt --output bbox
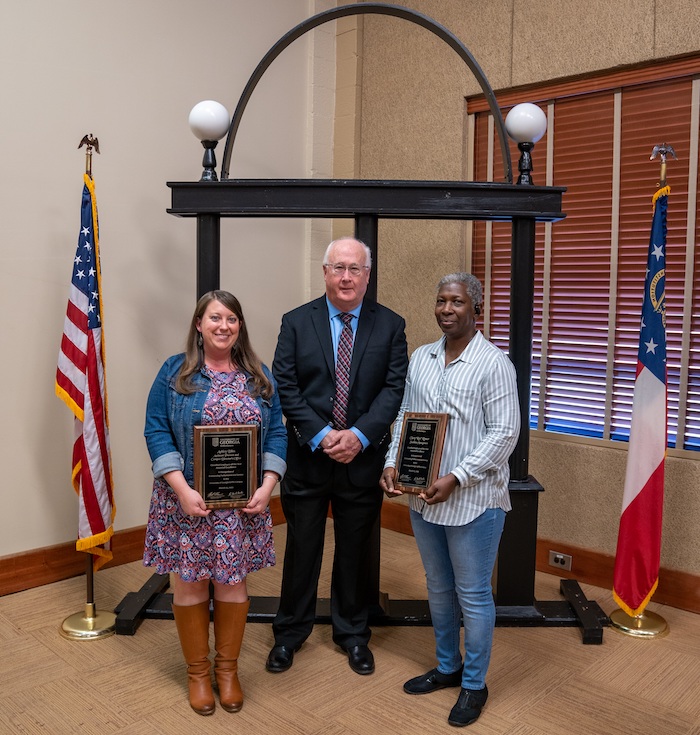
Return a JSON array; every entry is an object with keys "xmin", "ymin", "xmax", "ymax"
[{"xmin": 308, "ymin": 298, "xmax": 370, "ymax": 451}]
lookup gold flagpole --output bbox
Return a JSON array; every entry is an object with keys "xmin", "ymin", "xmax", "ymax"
[
  {"xmin": 78, "ymin": 134, "xmax": 100, "ymax": 179},
  {"xmin": 609, "ymin": 143, "xmax": 674, "ymax": 640},
  {"xmin": 60, "ymin": 136, "xmax": 115, "ymax": 641},
  {"xmin": 650, "ymin": 142, "xmax": 677, "ymax": 188}
]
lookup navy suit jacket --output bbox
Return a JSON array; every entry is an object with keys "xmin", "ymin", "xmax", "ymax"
[{"xmin": 272, "ymin": 296, "xmax": 408, "ymax": 487}]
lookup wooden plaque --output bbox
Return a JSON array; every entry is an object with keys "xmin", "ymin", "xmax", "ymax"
[
  {"xmin": 394, "ymin": 412, "xmax": 449, "ymax": 494},
  {"xmin": 193, "ymin": 425, "xmax": 257, "ymax": 509}
]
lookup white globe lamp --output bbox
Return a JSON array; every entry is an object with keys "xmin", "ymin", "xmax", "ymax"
[
  {"xmin": 189, "ymin": 100, "xmax": 230, "ymax": 181},
  {"xmin": 505, "ymin": 103, "xmax": 547, "ymax": 185}
]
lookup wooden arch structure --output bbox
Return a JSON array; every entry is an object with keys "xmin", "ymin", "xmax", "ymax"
[{"xmin": 115, "ymin": 3, "xmax": 607, "ymax": 642}]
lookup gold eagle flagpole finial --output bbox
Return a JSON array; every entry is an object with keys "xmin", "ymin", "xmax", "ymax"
[
  {"xmin": 78, "ymin": 134, "xmax": 100, "ymax": 178},
  {"xmin": 650, "ymin": 143, "xmax": 677, "ymax": 188}
]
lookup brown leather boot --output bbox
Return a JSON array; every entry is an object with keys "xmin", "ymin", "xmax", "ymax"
[
  {"xmin": 213, "ymin": 599, "xmax": 250, "ymax": 713},
  {"xmin": 172, "ymin": 601, "xmax": 215, "ymax": 716}
]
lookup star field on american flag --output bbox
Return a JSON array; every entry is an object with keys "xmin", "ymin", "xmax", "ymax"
[{"xmin": 72, "ymin": 219, "xmax": 101, "ymax": 329}]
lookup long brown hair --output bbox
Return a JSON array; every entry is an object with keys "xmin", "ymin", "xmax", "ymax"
[{"xmin": 175, "ymin": 290, "xmax": 273, "ymax": 398}]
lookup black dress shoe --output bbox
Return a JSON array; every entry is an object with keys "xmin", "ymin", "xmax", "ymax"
[
  {"xmin": 448, "ymin": 686, "xmax": 488, "ymax": 727},
  {"xmin": 403, "ymin": 667, "xmax": 462, "ymax": 694},
  {"xmin": 343, "ymin": 644, "xmax": 375, "ymax": 675},
  {"xmin": 266, "ymin": 644, "xmax": 300, "ymax": 673}
]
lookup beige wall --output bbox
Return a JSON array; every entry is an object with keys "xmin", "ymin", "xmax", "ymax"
[
  {"xmin": 0, "ymin": 0, "xmax": 323, "ymax": 557},
  {"xmin": 5, "ymin": 0, "xmax": 699, "ymax": 584},
  {"xmin": 343, "ymin": 0, "xmax": 700, "ymax": 576}
]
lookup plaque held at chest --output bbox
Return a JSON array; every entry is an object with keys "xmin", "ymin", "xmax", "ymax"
[
  {"xmin": 395, "ymin": 412, "xmax": 449, "ymax": 494},
  {"xmin": 193, "ymin": 425, "xmax": 257, "ymax": 509}
]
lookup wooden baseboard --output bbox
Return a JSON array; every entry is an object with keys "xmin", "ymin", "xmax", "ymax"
[
  {"xmin": 380, "ymin": 498, "xmax": 414, "ymax": 535},
  {"xmin": 534, "ymin": 536, "xmax": 700, "ymax": 615},
  {"xmin": 0, "ymin": 498, "xmax": 289, "ymax": 597},
  {"xmin": 3, "ymin": 498, "xmax": 698, "ymax": 616},
  {"xmin": 0, "ymin": 526, "xmax": 147, "ymax": 597}
]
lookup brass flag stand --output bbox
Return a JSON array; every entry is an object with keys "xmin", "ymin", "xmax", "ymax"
[
  {"xmin": 609, "ymin": 143, "xmax": 676, "ymax": 640},
  {"xmin": 60, "ymin": 554, "xmax": 116, "ymax": 641},
  {"xmin": 609, "ymin": 608, "xmax": 668, "ymax": 638},
  {"xmin": 59, "ymin": 136, "xmax": 116, "ymax": 641}
]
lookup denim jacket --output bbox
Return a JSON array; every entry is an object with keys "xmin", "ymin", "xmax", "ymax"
[{"xmin": 144, "ymin": 353, "xmax": 287, "ymax": 486}]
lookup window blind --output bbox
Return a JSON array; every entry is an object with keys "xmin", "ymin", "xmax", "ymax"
[{"xmin": 469, "ymin": 56, "xmax": 700, "ymax": 450}]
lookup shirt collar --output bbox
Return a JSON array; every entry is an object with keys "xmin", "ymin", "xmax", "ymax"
[
  {"xmin": 326, "ymin": 296, "xmax": 362, "ymax": 320},
  {"xmin": 430, "ymin": 332, "xmax": 482, "ymax": 363}
]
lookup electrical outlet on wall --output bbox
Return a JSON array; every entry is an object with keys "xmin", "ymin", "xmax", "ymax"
[{"xmin": 548, "ymin": 550, "xmax": 573, "ymax": 571}]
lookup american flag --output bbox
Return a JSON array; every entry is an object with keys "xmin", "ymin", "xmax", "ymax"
[
  {"xmin": 612, "ymin": 186, "xmax": 668, "ymax": 617},
  {"xmin": 55, "ymin": 174, "xmax": 115, "ymax": 569}
]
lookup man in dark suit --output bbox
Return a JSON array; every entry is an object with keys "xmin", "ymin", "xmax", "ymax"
[{"xmin": 267, "ymin": 236, "xmax": 408, "ymax": 676}]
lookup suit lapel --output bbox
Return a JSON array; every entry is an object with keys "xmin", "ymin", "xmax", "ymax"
[
  {"xmin": 310, "ymin": 298, "xmax": 335, "ymax": 376},
  {"xmin": 349, "ymin": 300, "xmax": 376, "ymax": 388}
]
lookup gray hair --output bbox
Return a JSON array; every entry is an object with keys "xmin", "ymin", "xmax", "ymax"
[
  {"xmin": 323, "ymin": 237, "xmax": 372, "ymax": 269},
  {"xmin": 437, "ymin": 272, "xmax": 483, "ymax": 309}
]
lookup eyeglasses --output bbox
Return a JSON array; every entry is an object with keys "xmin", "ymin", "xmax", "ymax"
[{"xmin": 324, "ymin": 262, "xmax": 369, "ymax": 277}]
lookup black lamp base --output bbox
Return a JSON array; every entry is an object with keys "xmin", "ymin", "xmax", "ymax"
[{"xmin": 200, "ymin": 140, "xmax": 219, "ymax": 181}]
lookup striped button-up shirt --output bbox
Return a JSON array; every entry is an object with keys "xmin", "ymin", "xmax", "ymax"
[{"xmin": 384, "ymin": 331, "xmax": 520, "ymax": 526}]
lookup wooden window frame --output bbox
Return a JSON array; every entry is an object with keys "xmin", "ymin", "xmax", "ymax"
[{"xmin": 467, "ymin": 53, "xmax": 700, "ymax": 453}]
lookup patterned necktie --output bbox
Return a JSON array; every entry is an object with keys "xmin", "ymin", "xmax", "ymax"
[{"xmin": 332, "ymin": 312, "xmax": 354, "ymax": 429}]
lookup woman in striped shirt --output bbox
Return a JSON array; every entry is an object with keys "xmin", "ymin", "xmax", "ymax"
[{"xmin": 381, "ymin": 272, "xmax": 520, "ymax": 728}]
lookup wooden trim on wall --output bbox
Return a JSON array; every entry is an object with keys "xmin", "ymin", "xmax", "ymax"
[
  {"xmin": 466, "ymin": 52, "xmax": 700, "ymax": 113},
  {"xmin": 535, "ymin": 537, "xmax": 700, "ymax": 616},
  {"xmin": 380, "ymin": 498, "xmax": 413, "ymax": 535},
  {"xmin": 0, "ymin": 497, "xmax": 288, "ymax": 598},
  {"xmin": 0, "ymin": 526, "xmax": 147, "ymax": 598},
  {"xmin": 3, "ymin": 498, "xmax": 698, "ymax": 616},
  {"xmin": 269, "ymin": 494, "xmax": 286, "ymax": 526}
]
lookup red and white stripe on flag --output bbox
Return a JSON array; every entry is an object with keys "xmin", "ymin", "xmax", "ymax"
[
  {"xmin": 612, "ymin": 186, "xmax": 668, "ymax": 617},
  {"xmin": 56, "ymin": 174, "xmax": 115, "ymax": 569}
]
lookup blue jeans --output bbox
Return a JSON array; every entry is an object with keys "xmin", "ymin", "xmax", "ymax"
[{"xmin": 410, "ymin": 507, "xmax": 505, "ymax": 690}]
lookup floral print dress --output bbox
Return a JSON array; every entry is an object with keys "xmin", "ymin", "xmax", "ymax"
[{"xmin": 143, "ymin": 366, "xmax": 275, "ymax": 584}]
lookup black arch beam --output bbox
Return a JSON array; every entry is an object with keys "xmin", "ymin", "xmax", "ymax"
[
  {"xmin": 168, "ymin": 180, "xmax": 564, "ymax": 221},
  {"xmin": 220, "ymin": 3, "xmax": 513, "ymax": 182}
]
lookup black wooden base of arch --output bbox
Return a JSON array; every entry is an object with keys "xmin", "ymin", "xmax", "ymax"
[{"xmin": 114, "ymin": 576, "xmax": 607, "ymax": 644}]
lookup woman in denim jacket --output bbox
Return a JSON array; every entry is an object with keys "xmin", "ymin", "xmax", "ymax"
[{"xmin": 143, "ymin": 290, "xmax": 286, "ymax": 716}]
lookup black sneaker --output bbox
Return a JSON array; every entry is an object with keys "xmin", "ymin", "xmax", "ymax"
[
  {"xmin": 448, "ymin": 686, "xmax": 488, "ymax": 727},
  {"xmin": 403, "ymin": 667, "xmax": 462, "ymax": 694}
]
